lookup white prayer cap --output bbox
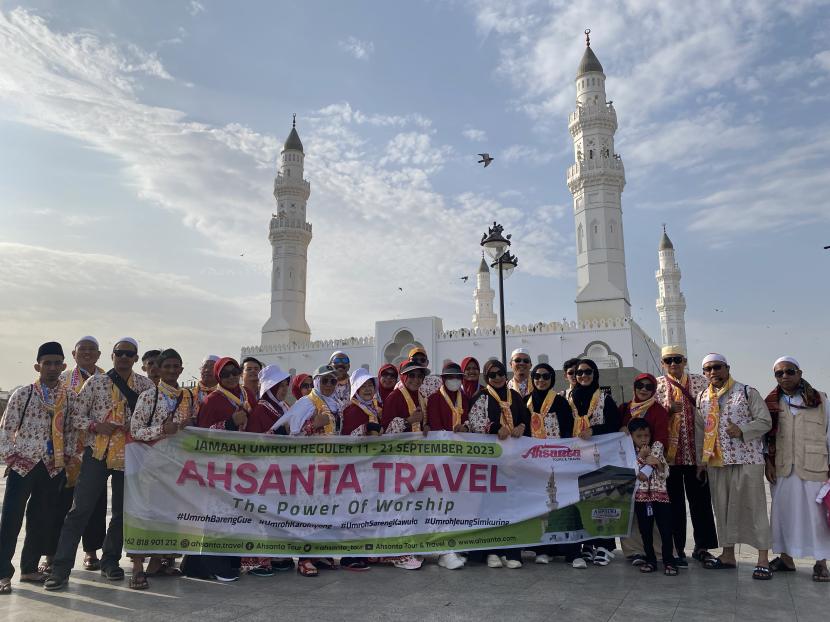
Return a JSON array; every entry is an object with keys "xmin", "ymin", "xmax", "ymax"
[
  {"xmin": 661, "ymin": 345, "xmax": 685, "ymax": 358},
  {"xmin": 258, "ymin": 364, "xmax": 290, "ymax": 399},
  {"xmin": 75, "ymin": 336, "xmax": 99, "ymax": 348},
  {"xmin": 202, "ymin": 354, "xmax": 220, "ymax": 364},
  {"xmin": 773, "ymin": 356, "xmax": 800, "ymax": 370},
  {"xmin": 511, "ymin": 348, "xmax": 530, "ymax": 359},
  {"xmin": 349, "ymin": 367, "xmax": 376, "ymax": 400},
  {"xmin": 701, "ymin": 353, "xmax": 727, "ymax": 367},
  {"xmin": 115, "ymin": 337, "xmax": 139, "ymax": 350}
]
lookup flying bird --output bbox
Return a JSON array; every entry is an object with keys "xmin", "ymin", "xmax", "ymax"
[
  {"xmin": 459, "ymin": 276, "xmax": 469, "ymax": 283},
  {"xmin": 824, "ymin": 245, "xmax": 830, "ymax": 249},
  {"xmin": 397, "ymin": 287, "xmax": 403, "ymax": 292},
  {"xmin": 477, "ymin": 153, "xmax": 494, "ymax": 168}
]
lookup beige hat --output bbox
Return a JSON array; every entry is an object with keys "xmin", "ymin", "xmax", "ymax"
[{"xmin": 661, "ymin": 345, "xmax": 685, "ymax": 358}]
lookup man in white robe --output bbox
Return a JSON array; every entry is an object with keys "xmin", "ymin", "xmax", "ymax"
[{"xmin": 765, "ymin": 356, "xmax": 830, "ymax": 582}]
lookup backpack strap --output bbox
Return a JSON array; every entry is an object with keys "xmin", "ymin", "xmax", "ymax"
[{"xmin": 15, "ymin": 385, "xmax": 35, "ymax": 432}]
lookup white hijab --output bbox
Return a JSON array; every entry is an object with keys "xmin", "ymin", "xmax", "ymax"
[{"xmin": 271, "ymin": 374, "xmax": 340, "ymax": 435}]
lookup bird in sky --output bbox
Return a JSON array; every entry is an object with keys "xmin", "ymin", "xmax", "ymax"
[
  {"xmin": 397, "ymin": 287, "xmax": 403, "ymax": 292},
  {"xmin": 459, "ymin": 276, "xmax": 469, "ymax": 283},
  {"xmin": 240, "ymin": 251, "xmax": 245, "ymax": 257},
  {"xmin": 477, "ymin": 153, "xmax": 494, "ymax": 168},
  {"xmin": 824, "ymin": 245, "xmax": 830, "ymax": 249}
]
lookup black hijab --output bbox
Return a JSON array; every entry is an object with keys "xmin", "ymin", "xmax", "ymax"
[
  {"xmin": 480, "ymin": 359, "xmax": 527, "ymax": 429},
  {"xmin": 529, "ymin": 363, "xmax": 556, "ymax": 411},
  {"xmin": 571, "ymin": 358, "xmax": 600, "ymax": 416}
]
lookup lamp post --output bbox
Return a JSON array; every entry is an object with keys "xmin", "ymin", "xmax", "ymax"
[{"xmin": 480, "ymin": 222, "xmax": 519, "ymax": 364}]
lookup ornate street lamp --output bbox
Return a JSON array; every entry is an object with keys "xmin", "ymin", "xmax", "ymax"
[{"xmin": 480, "ymin": 222, "xmax": 519, "ymax": 364}]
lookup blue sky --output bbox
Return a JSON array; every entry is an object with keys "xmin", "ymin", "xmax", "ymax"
[{"xmin": 1, "ymin": 0, "xmax": 829, "ymax": 389}]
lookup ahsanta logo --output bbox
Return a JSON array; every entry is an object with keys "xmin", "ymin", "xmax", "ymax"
[{"xmin": 521, "ymin": 444, "xmax": 582, "ymax": 460}]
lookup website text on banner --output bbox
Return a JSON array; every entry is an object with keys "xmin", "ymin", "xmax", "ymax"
[{"xmin": 124, "ymin": 429, "xmax": 636, "ymax": 557}]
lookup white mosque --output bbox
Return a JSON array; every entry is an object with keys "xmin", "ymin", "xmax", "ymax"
[{"xmin": 241, "ymin": 33, "xmax": 688, "ymax": 401}]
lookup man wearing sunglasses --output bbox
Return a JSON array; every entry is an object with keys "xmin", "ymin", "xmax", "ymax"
[
  {"xmin": 764, "ymin": 356, "xmax": 829, "ymax": 581},
  {"xmin": 655, "ymin": 345, "xmax": 717, "ymax": 568},
  {"xmin": 696, "ymin": 353, "xmax": 772, "ymax": 580},
  {"xmin": 46, "ymin": 338, "xmax": 154, "ymax": 591},
  {"xmin": 561, "ymin": 358, "xmax": 581, "ymax": 399},
  {"xmin": 508, "ymin": 348, "xmax": 532, "ymax": 398},
  {"xmin": 328, "ymin": 351, "xmax": 351, "ymax": 413}
]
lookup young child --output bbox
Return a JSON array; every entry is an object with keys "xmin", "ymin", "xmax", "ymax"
[{"xmin": 628, "ymin": 418, "xmax": 677, "ymax": 576}]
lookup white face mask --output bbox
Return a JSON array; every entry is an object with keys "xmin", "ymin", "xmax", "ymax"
[{"xmin": 445, "ymin": 379, "xmax": 462, "ymax": 392}]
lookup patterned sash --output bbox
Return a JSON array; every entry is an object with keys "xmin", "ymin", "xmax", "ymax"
[
  {"xmin": 701, "ymin": 377, "xmax": 735, "ymax": 466},
  {"xmin": 568, "ymin": 389, "xmax": 600, "ymax": 437},
  {"xmin": 308, "ymin": 391, "xmax": 336, "ymax": 435},
  {"xmin": 527, "ymin": 390, "xmax": 555, "ymax": 439},
  {"xmin": 34, "ymin": 381, "xmax": 67, "ymax": 469},
  {"xmin": 486, "ymin": 385, "xmax": 514, "ymax": 434},
  {"xmin": 439, "ymin": 387, "xmax": 464, "ymax": 430},
  {"xmin": 401, "ymin": 388, "xmax": 427, "ymax": 432}
]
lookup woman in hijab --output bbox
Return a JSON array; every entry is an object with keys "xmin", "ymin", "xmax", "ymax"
[
  {"xmin": 271, "ymin": 365, "xmax": 339, "ymax": 576},
  {"xmin": 341, "ymin": 368, "xmax": 383, "ymax": 437},
  {"xmin": 181, "ymin": 357, "xmax": 246, "ymax": 582},
  {"xmin": 290, "ymin": 373, "xmax": 313, "ymax": 402},
  {"xmin": 568, "ymin": 358, "xmax": 620, "ymax": 566},
  {"xmin": 382, "ymin": 361, "xmax": 429, "ymax": 435},
  {"xmin": 196, "ymin": 357, "xmax": 252, "ymax": 431},
  {"xmin": 467, "ymin": 359, "xmax": 529, "ymax": 569},
  {"xmin": 619, "ymin": 373, "xmax": 669, "ymax": 450},
  {"xmin": 377, "ymin": 364, "xmax": 398, "ymax": 405},
  {"xmin": 246, "ymin": 365, "xmax": 291, "ymax": 434},
  {"xmin": 461, "ymin": 357, "xmax": 481, "ymax": 400}
]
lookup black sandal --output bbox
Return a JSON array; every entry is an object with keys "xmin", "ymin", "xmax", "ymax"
[
  {"xmin": 752, "ymin": 565, "xmax": 772, "ymax": 580},
  {"xmin": 664, "ymin": 564, "xmax": 678, "ymax": 576},
  {"xmin": 704, "ymin": 557, "xmax": 737, "ymax": 570},
  {"xmin": 812, "ymin": 563, "xmax": 830, "ymax": 582},
  {"xmin": 101, "ymin": 566, "xmax": 125, "ymax": 581},
  {"xmin": 129, "ymin": 572, "xmax": 149, "ymax": 590},
  {"xmin": 0, "ymin": 578, "xmax": 11, "ymax": 595},
  {"xmin": 769, "ymin": 557, "xmax": 796, "ymax": 572},
  {"xmin": 639, "ymin": 562, "xmax": 656, "ymax": 573}
]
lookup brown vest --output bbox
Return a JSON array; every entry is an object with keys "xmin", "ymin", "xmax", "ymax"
[{"xmin": 774, "ymin": 393, "xmax": 829, "ymax": 481}]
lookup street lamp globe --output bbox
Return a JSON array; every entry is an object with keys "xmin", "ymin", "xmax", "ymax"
[
  {"xmin": 481, "ymin": 222, "xmax": 511, "ymax": 261},
  {"xmin": 499, "ymin": 252, "xmax": 518, "ymax": 279}
]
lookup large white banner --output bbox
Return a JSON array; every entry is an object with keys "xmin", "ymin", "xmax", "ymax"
[{"xmin": 124, "ymin": 429, "xmax": 636, "ymax": 557}]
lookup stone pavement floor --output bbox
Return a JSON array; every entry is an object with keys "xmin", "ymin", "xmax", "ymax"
[{"xmin": 1, "ymin": 483, "xmax": 827, "ymax": 621}]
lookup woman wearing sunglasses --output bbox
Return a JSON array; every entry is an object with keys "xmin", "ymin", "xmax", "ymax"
[
  {"xmin": 381, "ymin": 361, "xmax": 430, "ymax": 435},
  {"xmin": 290, "ymin": 373, "xmax": 313, "ymax": 403},
  {"xmin": 618, "ymin": 373, "xmax": 672, "ymax": 567},
  {"xmin": 271, "ymin": 365, "xmax": 341, "ymax": 576},
  {"xmin": 467, "ymin": 359, "xmax": 530, "ymax": 569},
  {"xmin": 376, "ymin": 363, "xmax": 398, "ymax": 405},
  {"xmin": 568, "ymin": 358, "xmax": 621, "ymax": 567}
]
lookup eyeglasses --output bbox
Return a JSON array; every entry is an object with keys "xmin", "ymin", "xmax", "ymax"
[
  {"xmin": 380, "ymin": 372, "xmax": 397, "ymax": 379},
  {"xmin": 300, "ymin": 382, "xmax": 314, "ymax": 389},
  {"xmin": 112, "ymin": 349, "xmax": 136, "ymax": 358},
  {"xmin": 331, "ymin": 357, "xmax": 350, "ymax": 365},
  {"xmin": 702, "ymin": 364, "xmax": 724, "ymax": 373},
  {"xmin": 662, "ymin": 356, "xmax": 684, "ymax": 365},
  {"xmin": 487, "ymin": 370, "xmax": 506, "ymax": 379},
  {"xmin": 774, "ymin": 368, "xmax": 798, "ymax": 378},
  {"xmin": 565, "ymin": 369, "xmax": 575, "ymax": 376},
  {"xmin": 411, "ymin": 357, "xmax": 428, "ymax": 365},
  {"xmin": 319, "ymin": 376, "xmax": 337, "ymax": 385},
  {"xmin": 634, "ymin": 381, "xmax": 655, "ymax": 391},
  {"xmin": 219, "ymin": 368, "xmax": 241, "ymax": 379},
  {"xmin": 532, "ymin": 373, "xmax": 552, "ymax": 381},
  {"xmin": 513, "ymin": 358, "xmax": 531, "ymax": 365},
  {"xmin": 575, "ymin": 369, "xmax": 594, "ymax": 377}
]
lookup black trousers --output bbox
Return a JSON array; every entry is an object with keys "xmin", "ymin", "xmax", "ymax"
[
  {"xmin": 45, "ymin": 481, "xmax": 107, "ymax": 556},
  {"xmin": 0, "ymin": 462, "xmax": 63, "ymax": 579},
  {"xmin": 50, "ymin": 449, "xmax": 124, "ymax": 579},
  {"xmin": 666, "ymin": 465, "xmax": 718, "ymax": 554},
  {"xmin": 635, "ymin": 501, "xmax": 675, "ymax": 566}
]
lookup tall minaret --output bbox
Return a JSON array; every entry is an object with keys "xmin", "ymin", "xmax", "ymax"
[
  {"xmin": 261, "ymin": 116, "xmax": 312, "ymax": 347},
  {"xmin": 472, "ymin": 253, "xmax": 497, "ymax": 330},
  {"xmin": 655, "ymin": 225, "xmax": 687, "ymax": 354},
  {"xmin": 567, "ymin": 30, "xmax": 631, "ymax": 322}
]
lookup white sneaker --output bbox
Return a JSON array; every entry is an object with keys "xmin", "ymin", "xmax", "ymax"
[
  {"xmin": 505, "ymin": 559, "xmax": 522, "ymax": 569},
  {"xmin": 438, "ymin": 553, "xmax": 465, "ymax": 570},
  {"xmin": 535, "ymin": 554, "xmax": 551, "ymax": 564},
  {"xmin": 213, "ymin": 574, "xmax": 239, "ymax": 582},
  {"xmin": 486, "ymin": 554, "xmax": 503, "ymax": 568},
  {"xmin": 572, "ymin": 558, "xmax": 588, "ymax": 569},
  {"xmin": 392, "ymin": 555, "xmax": 422, "ymax": 570},
  {"xmin": 593, "ymin": 547, "xmax": 613, "ymax": 566}
]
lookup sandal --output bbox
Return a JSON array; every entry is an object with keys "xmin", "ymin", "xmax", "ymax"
[
  {"xmin": 38, "ymin": 560, "xmax": 53, "ymax": 575},
  {"xmin": 752, "ymin": 565, "xmax": 772, "ymax": 580},
  {"xmin": 811, "ymin": 563, "xmax": 829, "ymax": 582},
  {"xmin": 19, "ymin": 572, "xmax": 47, "ymax": 583},
  {"xmin": 297, "ymin": 560, "xmax": 318, "ymax": 577},
  {"xmin": 694, "ymin": 550, "xmax": 716, "ymax": 564},
  {"xmin": 664, "ymin": 564, "xmax": 678, "ymax": 576},
  {"xmin": 639, "ymin": 562, "xmax": 656, "ymax": 573},
  {"xmin": 312, "ymin": 558, "xmax": 336, "ymax": 570},
  {"xmin": 0, "ymin": 578, "xmax": 11, "ymax": 595},
  {"xmin": 83, "ymin": 554, "xmax": 101, "ymax": 571},
  {"xmin": 129, "ymin": 572, "xmax": 149, "ymax": 590},
  {"xmin": 769, "ymin": 557, "xmax": 796, "ymax": 572},
  {"xmin": 703, "ymin": 557, "xmax": 737, "ymax": 570}
]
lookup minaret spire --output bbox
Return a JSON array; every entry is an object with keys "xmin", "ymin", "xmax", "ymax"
[
  {"xmin": 655, "ymin": 225, "xmax": 687, "ymax": 354},
  {"xmin": 472, "ymin": 253, "xmax": 497, "ymax": 331}
]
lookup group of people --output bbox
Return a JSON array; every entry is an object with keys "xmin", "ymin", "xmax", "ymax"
[{"xmin": 0, "ymin": 337, "xmax": 828, "ymax": 594}]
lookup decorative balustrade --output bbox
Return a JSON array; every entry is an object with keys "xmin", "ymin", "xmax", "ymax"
[{"xmin": 242, "ymin": 335, "xmax": 374, "ymax": 355}]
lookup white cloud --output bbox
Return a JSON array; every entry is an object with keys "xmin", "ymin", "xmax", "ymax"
[
  {"xmin": 462, "ymin": 127, "xmax": 487, "ymax": 142},
  {"xmin": 339, "ymin": 36, "xmax": 374, "ymax": 61},
  {"xmin": 501, "ymin": 143, "xmax": 554, "ymax": 165},
  {"xmin": 188, "ymin": 1, "xmax": 205, "ymax": 16}
]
